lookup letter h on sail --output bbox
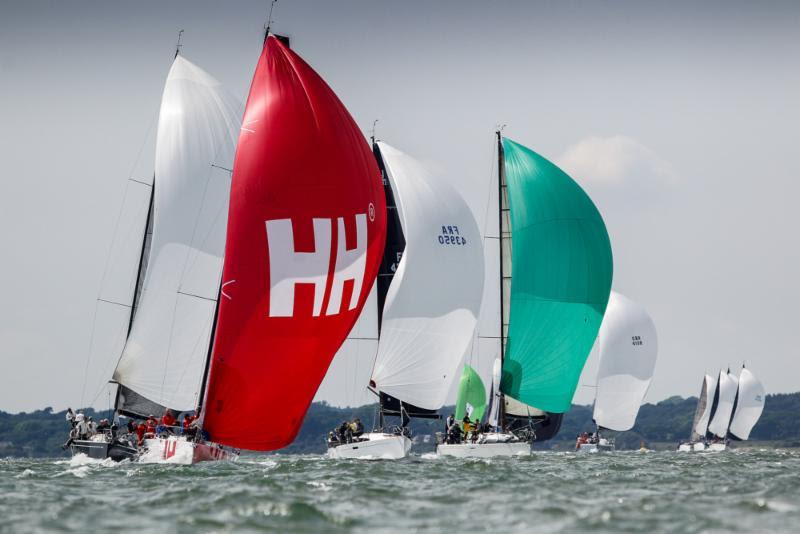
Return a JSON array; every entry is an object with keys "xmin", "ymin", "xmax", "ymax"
[{"xmin": 265, "ymin": 214, "xmax": 367, "ymax": 317}]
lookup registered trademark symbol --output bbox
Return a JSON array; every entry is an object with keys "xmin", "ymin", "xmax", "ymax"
[{"xmin": 368, "ymin": 203, "xmax": 375, "ymax": 221}]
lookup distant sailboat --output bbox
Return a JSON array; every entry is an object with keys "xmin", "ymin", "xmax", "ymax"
[
  {"xmin": 578, "ymin": 291, "xmax": 658, "ymax": 452},
  {"xmin": 438, "ymin": 132, "xmax": 613, "ymax": 458},
  {"xmin": 678, "ymin": 365, "xmax": 765, "ymax": 452},
  {"xmin": 327, "ymin": 141, "xmax": 484, "ymax": 459},
  {"xmin": 677, "ymin": 374, "xmax": 717, "ymax": 452}
]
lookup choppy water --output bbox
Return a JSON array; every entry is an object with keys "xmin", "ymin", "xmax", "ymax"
[{"xmin": 2, "ymin": 448, "xmax": 800, "ymax": 533}]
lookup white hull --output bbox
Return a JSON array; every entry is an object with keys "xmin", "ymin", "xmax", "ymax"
[
  {"xmin": 436, "ymin": 441, "xmax": 530, "ymax": 458},
  {"xmin": 139, "ymin": 436, "xmax": 238, "ymax": 464},
  {"xmin": 327, "ymin": 433, "xmax": 411, "ymax": 460},
  {"xmin": 577, "ymin": 441, "xmax": 615, "ymax": 453}
]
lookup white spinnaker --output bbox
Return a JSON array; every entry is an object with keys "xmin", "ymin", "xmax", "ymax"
[
  {"xmin": 113, "ymin": 56, "xmax": 242, "ymax": 411},
  {"xmin": 707, "ymin": 370, "xmax": 739, "ymax": 438},
  {"xmin": 692, "ymin": 374, "xmax": 717, "ymax": 439},
  {"xmin": 370, "ymin": 142, "xmax": 484, "ymax": 409},
  {"xmin": 592, "ymin": 292, "xmax": 658, "ymax": 431},
  {"xmin": 728, "ymin": 367, "xmax": 765, "ymax": 440}
]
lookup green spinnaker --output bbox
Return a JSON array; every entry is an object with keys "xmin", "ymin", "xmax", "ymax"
[
  {"xmin": 499, "ymin": 138, "xmax": 613, "ymax": 413},
  {"xmin": 454, "ymin": 365, "xmax": 487, "ymax": 422}
]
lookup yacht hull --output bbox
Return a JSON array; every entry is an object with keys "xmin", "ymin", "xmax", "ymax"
[
  {"xmin": 436, "ymin": 441, "xmax": 530, "ymax": 458},
  {"xmin": 327, "ymin": 433, "xmax": 411, "ymax": 460},
  {"xmin": 138, "ymin": 436, "xmax": 238, "ymax": 464},
  {"xmin": 70, "ymin": 439, "xmax": 138, "ymax": 462}
]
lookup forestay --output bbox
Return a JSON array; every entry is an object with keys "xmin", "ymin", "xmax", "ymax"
[
  {"xmin": 499, "ymin": 138, "xmax": 613, "ymax": 413},
  {"xmin": 728, "ymin": 367, "xmax": 765, "ymax": 441},
  {"xmin": 112, "ymin": 56, "xmax": 242, "ymax": 413},
  {"xmin": 369, "ymin": 142, "xmax": 484, "ymax": 410},
  {"xmin": 592, "ymin": 292, "xmax": 658, "ymax": 431},
  {"xmin": 201, "ymin": 37, "xmax": 386, "ymax": 451},
  {"xmin": 707, "ymin": 370, "xmax": 739, "ymax": 438}
]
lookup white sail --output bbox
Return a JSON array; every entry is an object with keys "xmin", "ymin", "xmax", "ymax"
[
  {"xmin": 728, "ymin": 367, "xmax": 765, "ymax": 440},
  {"xmin": 113, "ymin": 56, "xmax": 242, "ymax": 412},
  {"xmin": 706, "ymin": 369, "xmax": 739, "ymax": 438},
  {"xmin": 692, "ymin": 374, "xmax": 717, "ymax": 439},
  {"xmin": 592, "ymin": 292, "xmax": 658, "ymax": 431},
  {"xmin": 505, "ymin": 395, "xmax": 546, "ymax": 417},
  {"xmin": 369, "ymin": 142, "xmax": 484, "ymax": 409}
]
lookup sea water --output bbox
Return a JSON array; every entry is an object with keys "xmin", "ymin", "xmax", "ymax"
[{"xmin": 2, "ymin": 448, "xmax": 799, "ymax": 532}]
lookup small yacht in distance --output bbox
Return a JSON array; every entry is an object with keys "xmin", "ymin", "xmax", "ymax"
[
  {"xmin": 577, "ymin": 292, "xmax": 658, "ymax": 453},
  {"xmin": 677, "ymin": 365, "xmax": 765, "ymax": 452}
]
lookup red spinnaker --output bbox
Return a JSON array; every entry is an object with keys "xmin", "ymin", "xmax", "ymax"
[{"xmin": 202, "ymin": 37, "xmax": 386, "ymax": 450}]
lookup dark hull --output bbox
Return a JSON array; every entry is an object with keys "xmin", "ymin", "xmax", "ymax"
[{"xmin": 70, "ymin": 439, "xmax": 138, "ymax": 462}]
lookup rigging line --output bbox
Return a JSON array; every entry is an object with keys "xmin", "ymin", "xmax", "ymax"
[
  {"xmin": 87, "ymin": 309, "xmax": 132, "ymax": 408},
  {"xmin": 97, "ymin": 298, "xmax": 132, "ymax": 308},
  {"xmin": 129, "ymin": 178, "xmax": 153, "ymax": 187},
  {"xmin": 79, "ymin": 300, "xmax": 103, "ymax": 409},
  {"xmin": 176, "ymin": 290, "xmax": 217, "ymax": 302}
]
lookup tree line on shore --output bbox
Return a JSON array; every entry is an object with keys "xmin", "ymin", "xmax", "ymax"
[{"xmin": 2, "ymin": 393, "xmax": 798, "ymax": 457}]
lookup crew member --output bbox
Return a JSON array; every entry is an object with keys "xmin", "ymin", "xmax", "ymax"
[
  {"xmin": 144, "ymin": 415, "xmax": 157, "ymax": 438},
  {"xmin": 445, "ymin": 413, "xmax": 455, "ymax": 433},
  {"xmin": 75, "ymin": 414, "xmax": 89, "ymax": 440},
  {"xmin": 66, "ymin": 408, "xmax": 76, "ymax": 428},
  {"xmin": 158, "ymin": 410, "xmax": 176, "ymax": 435},
  {"xmin": 352, "ymin": 418, "xmax": 364, "ymax": 439},
  {"xmin": 136, "ymin": 421, "xmax": 147, "ymax": 445}
]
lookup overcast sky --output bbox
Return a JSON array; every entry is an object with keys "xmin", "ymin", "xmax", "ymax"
[{"xmin": 1, "ymin": 1, "xmax": 798, "ymax": 413}]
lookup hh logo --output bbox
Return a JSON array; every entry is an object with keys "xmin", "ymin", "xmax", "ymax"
[
  {"xmin": 162, "ymin": 440, "xmax": 177, "ymax": 460},
  {"xmin": 266, "ymin": 213, "xmax": 368, "ymax": 317}
]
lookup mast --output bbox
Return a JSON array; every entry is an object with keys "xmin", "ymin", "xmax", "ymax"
[
  {"xmin": 126, "ymin": 178, "xmax": 154, "ymax": 338},
  {"xmin": 496, "ymin": 128, "xmax": 507, "ymax": 429},
  {"xmin": 195, "ymin": 285, "xmax": 222, "ymax": 418}
]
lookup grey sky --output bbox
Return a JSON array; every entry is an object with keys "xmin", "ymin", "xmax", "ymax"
[{"xmin": 1, "ymin": 1, "xmax": 798, "ymax": 412}]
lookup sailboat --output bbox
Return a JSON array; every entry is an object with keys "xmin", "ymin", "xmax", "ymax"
[
  {"xmin": 72, "ymin": 34, "xmax": 387, "ymax": 463},
  {"xmin": 678, "ymin": 365, "xmax": 765, "ymax": 452},
  {"xmin": 327, "ymin": 141, "xmax": 484, "ymax": 459},
  {"xmin": 578, "ymin": 291, "xmax": 658, "ymax": 453},
  {"xmin": 70, "ymin": 45, "xmax": 242, "ymax": 463},
  {"xmin": 437, "ymin": 131, "xmax": 614, "ymax": 458}
]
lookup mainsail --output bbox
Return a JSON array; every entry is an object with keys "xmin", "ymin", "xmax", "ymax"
[
  {"xmin": 592, "ymin": 292, "xmax": 658, "ymax": 432},
  {"xmin": 706, "ymin": 369, "xmax": 739, "ymax": 439},
  {"xmin": 112, "ymin": 55, "xmax": 242, "ymax": 416},
  {"xmin": 201, "ymin": 36, "xmax": 386, "ymax": 451},
  {"xmin": 728, "ymin": 366, "xmax": 765, "ymax": 441},
  {"xmin": 369, "ymin": 142, "xmax": 484, "ymax": 413},
  {"xmin": 499, "ymin": 137, "xmax": 613, "ymax": 413},
  {"xmin": 689, "ymin": 374, "xmax": 716, "ymax": 441}
]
